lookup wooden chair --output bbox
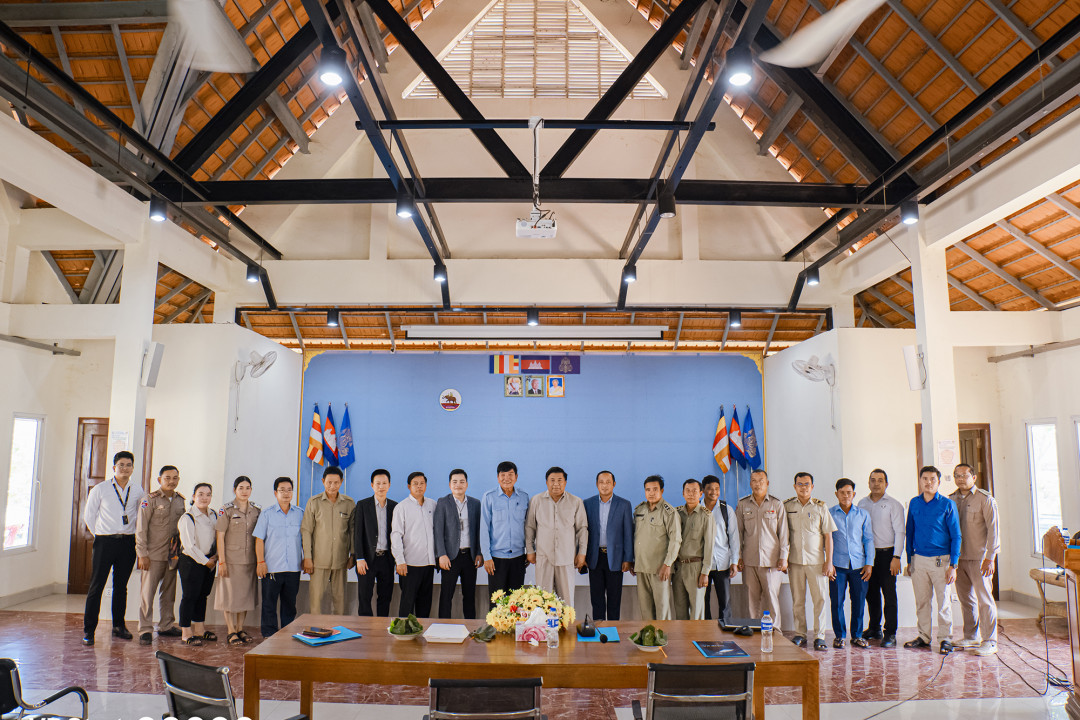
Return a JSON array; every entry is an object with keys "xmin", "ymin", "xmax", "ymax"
[
  {"xmin": 0, "ymin": 658, "xmax": 87, "ymax": 719},
  {"xmin": 631, "ymin": 662, "xmax": 756, "ymax": 720},
  {"xmin": 1029, "ymin": 567, "xmax": 1069, "ymax": 629},
  {"xmin": 426, "ymin": 677, "xmax": 544, "ymax": 720},
  {"xmin": 155, "ymin": 651, "xmax": 306, "ymax": 720}
]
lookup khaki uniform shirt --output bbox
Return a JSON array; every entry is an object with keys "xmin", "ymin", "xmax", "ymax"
[
  {"xmin": 525, "ymin": 491, "xmax": 588, "ymax": 566},
  {"xmin": 949, "ymin": 487, "xmax": 1000, "ymax": 562},
  {"xmin": 736, "ymin": 494, "xmax": 789, "ymax": 568},
  {"xmin": 784, "ymin": 497, "xmax": 836, "ymax": 566},
  {"xmin": 677, "ymin": 503, "xmax": 716, "ymax": 573},
  {"xmin": 215, "ymin": 501, "xmax": 261, "ymax": 565},
  {"xmin": 633, "ymin": 500, "xmax": 682, "ymax": 574},
  {"xmin": 135, "ymin": 490, "xmax": 185, "ymax": 561},
  {"xmin": 301, "ymin": 491, "xmax": 356, "ymax": 569}
]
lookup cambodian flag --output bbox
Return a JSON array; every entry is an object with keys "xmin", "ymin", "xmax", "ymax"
[{"xmin": 323, "ymin": 403, "xmax": 339, "ymax": 467}]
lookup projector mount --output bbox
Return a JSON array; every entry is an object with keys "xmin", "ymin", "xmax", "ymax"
[{"xmin": 516, "ymin": 117, "xmax": 557, "ymax": 238}]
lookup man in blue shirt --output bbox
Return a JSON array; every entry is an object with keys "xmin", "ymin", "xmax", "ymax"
[
  {"xmin": 903, "ymin": 465, "xmax": 962, "ymax": 654},
  {"xmin": 828, "ymin": 478, "xmax": 874, "ymax": 648},
  {"xmin": 480, "ymin": 461, "xmax": 530, "ymax": 603},
  {"xmin": 584, "ymin": 470, "xmax": 634, "ymax": 620},
  {"xmin": 253, "ymin": 477, "xmax": 305, "ymax": 637}
]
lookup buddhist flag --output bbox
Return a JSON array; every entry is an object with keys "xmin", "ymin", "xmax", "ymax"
[
  {"xmin": 743, "ymin": 405, "xmax": 762, "ymax": 470},
  {"xmin": 338, "ymin": 404, "xmax": 356, "ymax": 469},
  {"xmin": 307, "ymin": 404, "xmax": 323, "ymax": 465},
  {"xmin": 729, "ymin": 404, "xmax": 746, "ymax": 469},
  {"xmin": 713, "ymin": 407, "xmax": 730, "ymax": 474},
  {"xmin": 323, "ymin": 403, "xmax": 339, "ymax": 467},
  {"xmin": 489, "ymin": 354, "xmax": 520, "ymax": 373}
]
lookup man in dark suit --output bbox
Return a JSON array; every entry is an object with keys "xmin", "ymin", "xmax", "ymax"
[
  {"xmin": 433, "ymin": 469, "xmax": 483, "ymax": 619},
  {"xmin": 583, "ymin": 470, "xmax": 634, "ymax": 620},
  {"xmin": 353, "ymin": 469, "xmax": 397, "ymax": 616}
]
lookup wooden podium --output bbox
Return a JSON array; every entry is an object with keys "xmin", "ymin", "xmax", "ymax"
[{"xmin": 1043, "ymin": 529, "xmax": 1080, "ymax": 720}]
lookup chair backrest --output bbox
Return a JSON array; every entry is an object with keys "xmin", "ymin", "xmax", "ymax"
[
  {"xmin": 0, "ymin": 658, "xmax": 19, "ymax": 715},
  {"xmin": 645, "ymin": 662, "xmax": 756, "ymax": 720},
  {"xmin": 155, "ymin": 651, "xmax": 238, "ymax": 720},
  {"xmin": 428, "ymin": 677, "xmax": 543, "ymax": 720}
]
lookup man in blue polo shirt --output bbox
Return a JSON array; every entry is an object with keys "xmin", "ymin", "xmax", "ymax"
[
  {"xmin": 253, "ymin": 477, "xmax": 305, "ymax": 637},
  {"xmin": 480, "ymin": 461, "xmax": 530, "ymax": 603},
  {"xmin": 903, "ymin": 465, "xmax": 962, "ymax": 654},
  {"xmin": 828, "ymin": 478, "xmax": 874, "ymax": 649}
]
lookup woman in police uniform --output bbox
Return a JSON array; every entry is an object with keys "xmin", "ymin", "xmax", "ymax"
[{"xmin": 215, "ymin": 475, "xmax": 260, "ymax": 645}]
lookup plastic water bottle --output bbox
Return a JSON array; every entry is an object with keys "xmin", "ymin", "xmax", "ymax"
[
  {"xmin": 546, "ymin": 606, "xmax": 560, "ymax": 649},
  {"xmin": 760, "ymin": 611, "xmax": 773, "ymax": 653}
]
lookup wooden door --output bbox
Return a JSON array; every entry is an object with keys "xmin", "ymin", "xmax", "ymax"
[{"xmin": 67, "ymin": 418, "xmax": 155, "ymax": 594}]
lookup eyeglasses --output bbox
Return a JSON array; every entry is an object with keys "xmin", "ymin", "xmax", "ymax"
[{"xmin": 115, "ymin": 462, "xmax": 134, "ymax": 469}]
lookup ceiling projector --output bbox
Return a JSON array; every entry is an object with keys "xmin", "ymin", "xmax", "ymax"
[{"xmin": 516, "ymin": 207, "xmax": 557, "ymax": 239}]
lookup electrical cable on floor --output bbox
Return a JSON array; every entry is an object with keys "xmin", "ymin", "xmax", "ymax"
[{"xmin": 859, "ymin": 648, "xmax": 952, "ymax": 720}]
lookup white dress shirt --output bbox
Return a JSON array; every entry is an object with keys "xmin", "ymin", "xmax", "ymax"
[
  {"xmin": 707, "ymin": 501, "xmax": 740, "ymax": 571},
  {"xmin": 455, "ymin": 496, "xmax": 471, "ymax": 550},
  {"xmin": 375, "ymin": 499, "xmax": 389, "ymax": 551},
  {"xmin": 391, "ymin": 495, "xmax": 436, "ymax": 566},
  {"xmin": 857, "ymin": 492, "xmax": 906, "ymax": 552},
  {"xmin": 84, "ymin": 478, "xmax": 146, "ymax": 535},
  {"xmin": 180, "ymin": 509, "xmax": 217, "ymax": 564}
]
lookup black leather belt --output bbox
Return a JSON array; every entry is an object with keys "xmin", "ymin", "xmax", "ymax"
[
  {"xmin": 459, "ymin": 549, "xmax": 471, "ymax": 555},
  {"xmin": 599, "ymin": 547, "xmax": 608, "ymax": 553},
  {"xmin": 375, "ymin": 550, "xmax": 388, "ymax": 556}
]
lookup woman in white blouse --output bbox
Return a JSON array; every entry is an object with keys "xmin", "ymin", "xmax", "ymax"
[{"xmin": 178, "ymin": 482, "xmax": 219, "ymax": 646}]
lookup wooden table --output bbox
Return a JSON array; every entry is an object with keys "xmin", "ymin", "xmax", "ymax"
[{"xmin": 243, "ymin": 615, "xmax": 819, "ymax": 720}]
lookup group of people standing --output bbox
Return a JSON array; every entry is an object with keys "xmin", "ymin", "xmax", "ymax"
[{"xmin": 81, "ymin": 452, "xmax": 998, "ymax": 657}]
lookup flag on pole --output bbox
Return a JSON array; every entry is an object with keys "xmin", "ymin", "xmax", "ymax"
[
  {"xmin": 323, "ymin": 403, "xmax": 339, "ymax": 466},
  {"xmin": 306, "ymin": 404, "xmax": 324, "ymax": 464},
  {"xmin": 338, "ymin": 404, "xmax": 356, "ymax": 469},
  {"xmin": 729, "ymin": 404, "xmax": 746, "ymax": 469},
  {"xmin": 743, "ymin": 405, "xmax": 763, "ymax": 470},
  {"xmin": 712, "ymin": 407, "xmax": 730, "ymax": 473}
]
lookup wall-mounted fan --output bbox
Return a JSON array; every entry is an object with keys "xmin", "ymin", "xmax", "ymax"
[
  {"xmin": 759, "ymin": 0, "xmax": 888, "ymax": 68},
  {"xmin": 791, "ymin": 355, "xmax": 837, "ymax": 429},
  {"xmin": 233, "ymin": 351, "xmax": 277, "ymax": 432}
]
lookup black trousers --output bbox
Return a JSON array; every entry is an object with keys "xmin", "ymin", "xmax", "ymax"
[
  {"xmin": 399, "ymin": 565, "xmax": 435, "ymax": 618},
  {"xmin": 703, "ymin": 569, "xmax": 732, "ymax": 622},
  {"xmin": 489, "ymin": 555, "xmax": 527, "ymax": 603},
  {"xmin": 588, "ymin": 551, "xmax": 624, "ymax": 620},
  {"xmin": 177, "ymin": 555, "xmax": 215, "ymax": 627},
  {"xmin": 439, "ymin": 550, "xmax": 478, "ymax": 619},
  {"xmin": 357, "ymin": 552, "xmax": 395, "ymax": 617},
  {"xmin": 83, "ymin": 534, "xmax": 137, "ymax": 635},
  {"xmin": 865, "ymin": 547, "xmax": 899, "ymax": 635},
  {"xmin": 260, "ymin": 571, "xmax": 300, "ymax": 637}
]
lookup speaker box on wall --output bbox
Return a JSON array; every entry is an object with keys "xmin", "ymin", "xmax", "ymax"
[{"xmin": 141, "ymin": 342, "xmax": 165, "ymax": 387}]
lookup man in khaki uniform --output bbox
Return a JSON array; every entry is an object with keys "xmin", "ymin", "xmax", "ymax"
[
  {"xmin": 737, "ymin": 469, "xmax": 789, "ymax": 630},
  {"xmin": 950, "ymin": 463, "xmax": 1000, "ymax": 656},
  {"xmin": 673, "ymin": 479, "xmax": 716, "ymax": 620},
  {"xmin": 784, "ymin": 472, "xmax": 836, "ymax": 651},
  {"xmin": 302, "ymin": 466, "xmax": 356, "ymax": 614},
  {"xmin": 632, "ymin": 475, "xmax": 682, "ymax": 620},
  {"xmin": 135, "ymin": 465, "xmax": 186, "ymax": 645},
  {"xmin": 525, "ymin": 466, "xmax": 588, "ymax": 601}
]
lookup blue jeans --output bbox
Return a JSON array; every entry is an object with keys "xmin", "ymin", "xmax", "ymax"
[{"xmin": 830, "ymin": 567, "xmax": 867, "ymax": 639}]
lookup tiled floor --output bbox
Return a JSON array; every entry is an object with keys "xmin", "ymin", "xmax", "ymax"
[{"xmin": 1, "ymin": 595, "xmax": 1072, "ymax": 719}]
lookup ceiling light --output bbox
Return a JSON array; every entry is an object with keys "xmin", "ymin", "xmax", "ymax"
[
  {"xmin": 319, "ymin": 46, "xmax": 347, "ymax": 87},
  {"xmin": 526, "ymin": 309, "xmax": 539, "ymax": 326},
  {"xmin": 246, "ymin": 265, "xmax": 260, "ymax": 283},
  {"xmin": 326, "ymin": 309, "xmax": 340, "ymax": 327},
  {"xmin": 729, "ymin": 310, "xmax": 742, "ymax": 328},
  {"xmin": 658, "ymin": 183, "xmax": 676, "ymax": 219},
  {"xmin": 401, "ymin": 324, "xmax": 667, "ymax": 340},
  {"xmin": 806, "ymin": 267, "xmax": 820, "ymax": 286},
  {"xmin": 433, "ymin": 263, "xmax": 447, "ymax": 283},
  {"xmin": 725, "ymin": 45, "xmax": 753, "ymax": 87},
  {"xmin": 396, "ymin": 190, "xmax": 415, "ymax": 219},
  {"xmin": 901, "ymin": 200, "xmax": 919, "ymax": 225},
  {"xmin": 622, "ymin": 264, "xmax": 637, "ymax": 284},
  {"xmin": 148, "ymin": 196, "xmax": 167, "ymax": 223}
]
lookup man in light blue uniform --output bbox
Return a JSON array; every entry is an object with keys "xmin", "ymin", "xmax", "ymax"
[
  {"xmin": 253, "ymin": 476, "xmax": 304, "ymax": 637},
  {"xmin": 828, "ymin": 478, "xmax": 875, "ymax": 648},
  {"xmin": 480, "ymin": 460, "xmax": 530, "ymax": 602}
]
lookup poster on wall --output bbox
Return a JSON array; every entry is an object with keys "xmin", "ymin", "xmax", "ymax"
[
  {"xmin": 504, "ymin": 375, "xmax": 523, "ymax": 397},
  {"xmin": 547, "ymin": 376, "xmax": 565, "ymax": 397},
  {"xmin": 525, "ymin": 376, "xmax": 545, "ymax": 397}
]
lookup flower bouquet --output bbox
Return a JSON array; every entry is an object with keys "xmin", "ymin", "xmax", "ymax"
[{"xmin": 486, "ymin": 586, "xmax": 576, "ymax": 636}]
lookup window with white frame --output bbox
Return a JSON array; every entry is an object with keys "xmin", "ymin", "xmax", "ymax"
[
  {"xmin": 1027, "ymin": 421, "xmax": 1061, "ymax": 550},
  {"xmin": 4, "ymin": 416, "xmax": 43, "ymax": 550}
]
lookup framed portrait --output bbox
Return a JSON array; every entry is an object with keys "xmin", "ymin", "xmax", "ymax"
[
  {"xmin": 524, "ymin": 375, "xmax": 546, "ymax": 397},
  {"xmin": 504, "ymin": 375, "xmax": 523, "ymax": 397},
  {"xmin": 547, "ymin": 375, "xmax": 565, "ymax": 398}
]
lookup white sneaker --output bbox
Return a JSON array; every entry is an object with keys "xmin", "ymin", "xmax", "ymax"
[
  {"xmin": 954, "ymin": 637, "xmax": 980, "ymax": 649},
  {"xmin": 975, "ymin": 641, "xmax": 997, "ymax": 656}
]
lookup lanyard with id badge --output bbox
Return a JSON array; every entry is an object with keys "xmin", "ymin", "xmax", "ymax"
[{"xmin": 113, "ymin": 483, "xmax": 131, "ymax": 526}]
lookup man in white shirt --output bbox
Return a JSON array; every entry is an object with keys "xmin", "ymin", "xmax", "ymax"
[
  {"xmin": 701, "ymin": 475, "xmax": 739, "ymax": 623},
  {"xmin": 391, "ymin": 472, "xmax": 437, "ymax": 617},
  {"xmin": 857, "ymin": 468, "xmax": 906, "ymax": 648},
  {"xmin": 82, "ymin": 450, "xmax": 147, "ymax": 646},
  {"xmin": 525, "ymin": 466, "xmax": 588, "ymax": 602}
]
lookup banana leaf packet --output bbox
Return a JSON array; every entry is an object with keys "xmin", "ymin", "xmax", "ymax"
[
  {"xmin": 470, "ymin": 624, "xmax": 497, "ymax": 642},
  {"xmin": 629, "ymin": 624, "xmax": 667, "ymax": 647},
  {"xmin": 389, "ymin": 614, "xmax": 424, "ymax": 635}
]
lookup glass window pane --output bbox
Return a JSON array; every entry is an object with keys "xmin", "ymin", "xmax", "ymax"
[
  {"xmin": 1027, "ymin": 422, "xmax": 1061, "ymax": 549},
  {"xmin": 4, "ymin": 417, "xmax": 41, "ymax": 550}
]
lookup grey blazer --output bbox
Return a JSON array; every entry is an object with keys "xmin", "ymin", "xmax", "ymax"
[{"xmin": 433, "ymin": 494, "xmax": 482, "ymax": 563}]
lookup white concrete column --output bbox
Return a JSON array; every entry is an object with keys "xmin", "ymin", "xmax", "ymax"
[
  {"xmin": 212, "ymin": 289, "xmax": 237, "ymax": 324},
  {"xmin": 107, "ymin": 231, "xmax": 159, "ymax": 487},
  {"xmin": 0, "ymin": 183, "xmax": 25, "ymax": 303},
  {"xmin": 831, "ymin": 295, "xmax": 856, "ymax": 328},
  {"xmin": 910, "ymin": 227, "xmax": 960, "ymax": 492}
]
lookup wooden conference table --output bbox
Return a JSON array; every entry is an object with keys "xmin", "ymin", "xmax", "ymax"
[{"xmin": 243, "ymin": 615, "xmax": 819, "ymax": 720}]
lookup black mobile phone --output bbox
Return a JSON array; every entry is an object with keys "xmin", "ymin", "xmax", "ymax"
[{"xmin": 302, "ymin": 627, "xmax": 333, "ymax": 638}]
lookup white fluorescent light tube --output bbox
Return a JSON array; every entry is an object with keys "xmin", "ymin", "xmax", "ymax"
[{"xmin": 401, "ymin": 325, "xmax": 668, "ymax": 340}]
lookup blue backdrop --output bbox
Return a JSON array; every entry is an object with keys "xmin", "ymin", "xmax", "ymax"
[{"xmin": 298, "ymin": 352, "xmax": 764, "ymax": 511}]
